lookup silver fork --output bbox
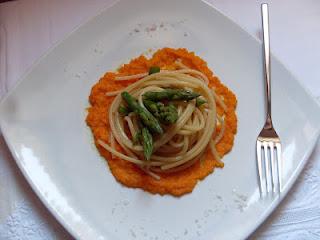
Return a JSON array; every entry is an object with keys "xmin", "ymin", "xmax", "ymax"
[{"xmin": 256, "ymin": 3, "xmax": 282, "ymax": 196}]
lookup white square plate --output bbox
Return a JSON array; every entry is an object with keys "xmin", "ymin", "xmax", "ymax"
[{"xmin": 1, "ymin": 0, "xmax": 320, "ymax": 239}]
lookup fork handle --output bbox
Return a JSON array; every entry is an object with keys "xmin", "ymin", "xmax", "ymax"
[{"xmin": 261, "ymin": 3, "xmax": 272, "ymax": 127}]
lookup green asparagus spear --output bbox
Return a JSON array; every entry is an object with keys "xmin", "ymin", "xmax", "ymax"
[
  {"xmin": 131, "ymin": 121, "xmax": 153, "ymax": 160},
  {"xmin": 159, "ymin": 103, "xmax": 178, "ymax": 124},
  {"xmin": 118, "ymin": 105, "xmax": 130, "ymax": 115},
  {"xmin": 143, "ymin": 100, "xmax": 178, "ymax": 125},
  {"xmin": 143, "ymin": 99, "xmax": 159, "ymax": 115},
  {"xmin": 196, "ymin": 98, "xmax": 206, "ymax": 107},
  {"xmin": 141, "ymin": 127, "xmax": 153, "ymax": 160},
  {"xmin": 121, "ymin": 91, "xmax": 163, "ymax": 134},
  {"xmin": 149, "ymin": 66, "xmax": 160, "ymax": 75},
  {"xmin": 143, "ymin": 88, "xmax": 200, "ymax": 101},
  {"xmin": 132, "ymin": 130, "xmax": 141, "ymax": 145}
]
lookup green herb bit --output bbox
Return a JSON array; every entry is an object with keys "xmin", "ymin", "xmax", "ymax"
[
  {"xmin": 149, "ymin": 66, "xmax": 160, "ymax": 75},
  {"xmin": 196, "ymin": 98, "xmax": 206, "ymax": 107},
  {"xmin": 118, "ymin": 105, "xmax": 130, "ymax": 115}
]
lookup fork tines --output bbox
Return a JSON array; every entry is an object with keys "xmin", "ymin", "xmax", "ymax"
[{"xmin": 257, "ymin": 138, "xmax": 282, "ymax": 196}]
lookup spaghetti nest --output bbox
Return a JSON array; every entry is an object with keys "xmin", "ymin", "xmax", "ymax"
[{"xmin": 86, "ymin": 48, "xmax": 237, "ymax": 196}]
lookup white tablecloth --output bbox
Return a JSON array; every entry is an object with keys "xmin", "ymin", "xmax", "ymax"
[{"xmin": 0, "ymin": 0, "xmax": 319, "ymax": 239}]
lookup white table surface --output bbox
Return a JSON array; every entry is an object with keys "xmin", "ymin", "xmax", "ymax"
[{"xmin": 0, "ymin": 0, "xmax": 319, "ymax": 239}]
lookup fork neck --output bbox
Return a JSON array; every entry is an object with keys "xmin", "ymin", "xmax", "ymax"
[
  {"xmin": 265, "ymin": 114, "xmax": 273, "ymax": 129},
  {"xmin": 265, "ymin": 83, "xmax": 272, "ymax": 129}
]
